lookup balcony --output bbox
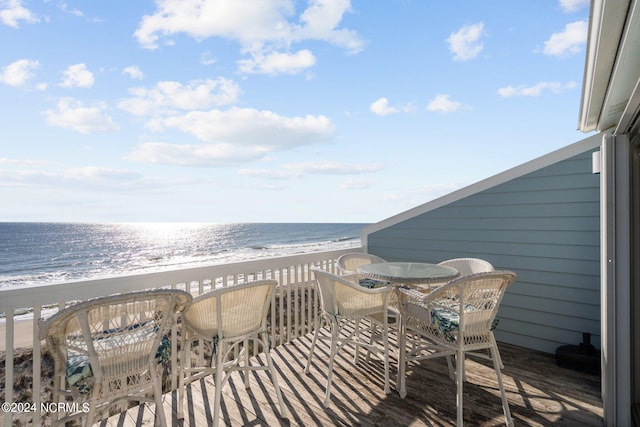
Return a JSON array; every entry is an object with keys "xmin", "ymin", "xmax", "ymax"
[{"xmin": 0, "ymin": 249, "xmax": 603, "ymax": 426}]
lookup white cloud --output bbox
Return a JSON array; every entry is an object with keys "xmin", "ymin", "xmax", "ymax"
[
  {"xmin": 0, "ymin": 157, "xmax": 51, "ymax": 166},
  {"xmin": 543, "ymin": 20, "xmax": 587, "ymax": 57},
  {"xmin": 127, "ymin": 142, "xmax": 271, "ymax": 166},
  {"xmin": 237, "ymin": 49, "xmax": 316, "ymax": 75},
  {"xmin": 559, "ymin": 0, "xmax": 589, "ymax": 13},
  {"xmin": 0, "ymin": 58, "xmax": 39, "ymax": 86},
  {"xmin": 134, "ymin": 0, "xmax": 291, "ymax": 49},
  {"xmin": 58, "ymin": 2, "xmax": 84, "ymax": 17},
  {"xmin": 293, "ymin": 0, "xmax": 363, "ymax": 53},
  {"xmin": 158, "ymin": 107, "xmax": 333, "ymax": 146},
  {"xmin": 427, "ymin": 94, "xmax": 461, "ymax": 113},
  {"xmin": 239, "ymin": 161, "xmax": 383, "ymax": 179},
  {"xmin": 128, "ymin": 108, "xmax": 335, "ymax": 166},
  {"xmin": 340, "ymin": 178, "xmax": 375, "ymax": 190},
  {"xmin": 369, "ymin": 97, "xmax": 413, "ymax": 116},
  {"xmin": 201, "ymin": 52, "xmax": 216, "ymax": 65},
  {"xmin": 123, "ymin": 65, "xmax": 144, "ymax": 80},
  {"xmin": 60, "ymin": 63, "xmax": 95, "ymax": 88},
  {"xmin": 133, "ymin": 0, "xmax": 363, "ymax": 75},
  {"xmin": 0, "ymin": 165, "xmax": 179, "ymax": 191},
  {"xmin": 119, "ymin": 78, "xmax": 240, "ymax": 116},
  {"xmin": 65, "ymin": 166, "xmax": 140, "ymax": 181},
  {"xmin": 44, "ymin": 97, "xmax": 119, "ymax": 134},
  {"xmin": 370, "ymin": 98, "xmax": 397, "ymax": 116},
  {"xmin": 446, "ymin": 22, "xmax": 485, "ymax": 61},
  {"xmin": 498, "ymin": 81, "xmax": 577, "ymax": 97},
  {"xmin": 0, "ymin": 0, "xmax": 38, "ymax": 28}
]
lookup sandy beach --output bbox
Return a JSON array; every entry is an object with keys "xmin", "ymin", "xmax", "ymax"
[{"xmin": 0, "ymin": 319, "xmax": 41, "ymax": 352}]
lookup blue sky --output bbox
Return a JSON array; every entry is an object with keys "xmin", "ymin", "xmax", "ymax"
[{"xmin": 0, "ymin": 0, "xmax": 593, "ymax": 223}]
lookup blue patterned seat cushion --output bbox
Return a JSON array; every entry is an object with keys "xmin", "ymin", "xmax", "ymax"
[
  {"xmin": 66, "ymin": 352, "xmax": 94, "ymax": 390},
  {"xmin": 431, "ymin": 304, "xmax": 499, "ymax": 342},
  {"xmin": 66, "ymin": 328, "xmax": 170, "ymax": 391},
  {"xmin": 358, "ymin": 278, "xmax": 391, "ymax": 289}
]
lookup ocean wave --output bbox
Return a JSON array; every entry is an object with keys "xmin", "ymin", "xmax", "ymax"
[
  {"xmin": 0, "ymin": 222, "xmax": 366, "ymax": 290},
  {"xmin": 334, "ymin": 236, "xmax": 357, "ymax": 242}
]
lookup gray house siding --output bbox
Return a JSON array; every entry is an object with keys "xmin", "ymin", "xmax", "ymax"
[{"xmin": 365, "ymin": 137, "xmax": 601, "ymax": 354}]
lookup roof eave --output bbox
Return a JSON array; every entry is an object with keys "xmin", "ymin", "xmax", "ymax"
[{"xmin": 578, "ymin": 0, "xmax": 630, "ymax": 133}]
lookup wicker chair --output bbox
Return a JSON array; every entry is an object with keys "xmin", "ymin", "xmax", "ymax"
[
  {"xmin": 38, "ymin": 289, "xmax": 192, "ymax": 427},
  {"xmin": 398, "ymin": 271, "xmax": 517, "ymax": 427},
  {"xmin": 438, "ymin": 257, "xmax": 495, "ymax": 276},
  {"xmin": 336, "ymin": 251, "xmax": 394, "ymax": 341},
  {"xmin": 178, "ymin": 280, "xmax": 287, "ymax": 427},
  {"xmin": 305, "ymin": 268, "xmax": 393, "ymax": 407},
  {"xmin": 414, "ymin": 257, "xmax": 495, "ymax": 292},
  {"xmin": 434, "ymin": 258, "xmax": 503, "ymax": 370},
  {"xmin": 337, "ymin": 252, "xmax": 386, "ymax": 275}
]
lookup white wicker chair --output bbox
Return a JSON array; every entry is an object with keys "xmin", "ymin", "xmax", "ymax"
[
  {"xmin": 438, "ymin": 257, "xmax": 495, "ymax": 276},
  {"xmin": 305, "ymin": 268, "xmax": 392, "ymax": 407},
  {"xmin": 415, "ymin": 257, "xmax": 495, "ymax": 292},
  {"xmin": 398, "ymin": 271, "xmax": 517, "ymax": 427},
  {"xmin": 38, "ymin": 289, "xmax": 192, "ymax": 427},
  {"xmin": 336, "ymin": 252, "xmax": 394, "ymax": 308},
  {"xmin": 178, "ymin": 280, "xmax": 287, "ymax": 427},
  {"xmin": 336, "ymin": 252, "xmax": 386, "ymax": 278},
  {"xmin": 434, "ymin": 258, "xmax": 503, "ymax": 370}
]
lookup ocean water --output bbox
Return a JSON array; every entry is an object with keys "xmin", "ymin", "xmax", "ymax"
[{"xmin": 0, "ymin": 222, "xmax": 366, "ymax": 289}]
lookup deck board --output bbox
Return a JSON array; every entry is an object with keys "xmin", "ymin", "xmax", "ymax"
[{"xmin": 101, "ymin": 328, "xmax": 603, "ymax": 426}]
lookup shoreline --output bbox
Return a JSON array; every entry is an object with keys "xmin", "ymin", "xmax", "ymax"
[{"xmin": 0, "ymin": 319, "xmax": 40, "ymax": 352}]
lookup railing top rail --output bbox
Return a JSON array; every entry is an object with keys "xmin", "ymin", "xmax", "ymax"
[{"xmin": 0, "ymin": 247, "xmax": 362, "ymax": 310}]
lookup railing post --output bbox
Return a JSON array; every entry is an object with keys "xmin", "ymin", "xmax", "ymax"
[
  {"xmin": 4, "ymin": 309, "xmax": 14, "ymax": 427},
  {"xmin": 32, "ymin": 306, "xmax": 42, "ymax": 427}
]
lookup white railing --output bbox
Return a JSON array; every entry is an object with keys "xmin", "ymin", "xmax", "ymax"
[{"xmin": 0, "ymin": 247, "xmax": 360, "ymax": 426}]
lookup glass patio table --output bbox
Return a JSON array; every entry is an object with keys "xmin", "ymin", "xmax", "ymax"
[
  {"xmin": 358, "ymin": 261, "xmax": 459, "ymax": 397},
  {"xmin": 357, "ymin": 262, "xmax": 459, "ymax": 287}
]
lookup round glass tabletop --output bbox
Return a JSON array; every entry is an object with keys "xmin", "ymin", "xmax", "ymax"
[{"xmin": 358, "ymin": 262, "xmax": 459, "ymax": 284}]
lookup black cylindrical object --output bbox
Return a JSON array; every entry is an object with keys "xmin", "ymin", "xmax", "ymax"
[{"xmin": 555, "ymin": 332, "xmax": 600, "ymax": 375}]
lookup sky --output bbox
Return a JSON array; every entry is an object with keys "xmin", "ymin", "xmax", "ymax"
[{"xmin": 0, "ymin": 0, "xmax": 594, "ymax": 224}]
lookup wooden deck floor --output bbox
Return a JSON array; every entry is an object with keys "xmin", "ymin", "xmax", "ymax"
[{"xmin": 100, "ymin": 330, "xmax": 604, "ymax": 427}]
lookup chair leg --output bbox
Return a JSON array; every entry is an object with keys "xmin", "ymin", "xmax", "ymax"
[
  {"xmin": 490, "ymin": 344, "xmax": 513, "ymax": 426},
  {"xmin": 243, "ymin": 338, "xmax": 250, "ymax": 389},
  {"xmin": 262, "ymin": 332, "xmax": 289, "ymax": 419},
  {"xmin": 365, "ymin": 320, "xmax": 377, "ymax": 363},
  {"xmin": 456, "ymin": 348, "xmax": 464, "ymax": 427},
  {"xmin": 448, "ymin": 354, "xmax": 468, "ymax": 382},
  {"xmin": 151, "ymin": 369, "xmax": 168, "ymax": 427},
  {"xmin": 305, "ymin": 315, "xmax": 321, "ymax": 374},
  {"xmin": 490, "ymin": 333, "xmax": 505, "ymax": 369},
  {"xmin": 85, "ymin": 391, "xmax": 98, "ymax": 427},
  {"xmin": 323, "ymin": 320, "xmax": 339, "ymax": 407},
  {"xmin": 178, "ymin": 340, "xmax": 189, "ymax": 419},
  {"xmin": 51, "ymin": 375, "xmax": 61, "ymax": 427},
  {"xmin": 446, "ymin": 355, "xmax": 456, "ymax": 381},
  {"xmin": 382, "ymin": 322, "xmax": 390, "ymax": 394},
  {"xmin": 212, "ymin": 345, "xmax": 225, "ymax": 427},
  {"xmin": 397, "ymin": 316, "xmax": 408, "ymax": 398}
]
